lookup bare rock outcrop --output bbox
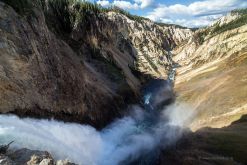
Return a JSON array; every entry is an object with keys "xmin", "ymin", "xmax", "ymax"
[
  {"xmin": 0, "ymin": 148, "xmax": 76, "ymax": 165},
  {"xmin": 105, "ymin": 12, "xmax": 192, "ymax": 78}
]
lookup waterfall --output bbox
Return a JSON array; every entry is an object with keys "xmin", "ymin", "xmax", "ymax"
[{"xmin": 0, "ymin": 102, "xmax": 194, "ymax": 165}]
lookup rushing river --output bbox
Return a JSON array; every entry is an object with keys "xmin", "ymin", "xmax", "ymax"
[{"xmin": 0, "ymin": 51, "xmax": 193, "ymax": 165}]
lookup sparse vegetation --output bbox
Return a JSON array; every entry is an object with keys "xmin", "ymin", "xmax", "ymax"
[
  {"xmin": 143, "ymin": 54, "xmax": 159, "ymax": 72},
  {"xmin": 2, "ymin": 0, "xmax": 150, "ymax": 31},
  {"xmin": 232, "ymin": 8, "xmax": 247, "ymax": 15},
  {"xmin": 194, "ymin": 29, "xmax": 209, "ymax": 45},
  {"xmin": 211, "ymin": 8, "xmax": 247, "ymax": 35},
  {"xmin": 156, "ymin": 22, "xmax": 188, "ymax": 29},
  {"xmin": 109, "ymin": 6, "xmax": 150, "ymax": 22},
  {"xmin": 43, "ymin": 0, "xmax": 109, "ymax": 34}
]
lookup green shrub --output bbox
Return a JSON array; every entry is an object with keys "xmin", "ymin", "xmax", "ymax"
[
  {"xmin": 194, "ymin": 30, "xmax": 209, "ymax": 45},
  {"xmin": 72, "ymin": 1, "xmax": 108, "ymax": 26},
  {"xmin": 43, "ymin": 0, "xmax": 108, "ymax": 34},
  {"xmin": 2, "ymin": 0, "xmax": 152, "ymax": 32},
  {"xmin": 109, "ymin": 6, "xmax": 150, "ymax": 22},
  {"xmin": 232, "ymin": 8, "xmax": 247, "ymax": 15},
  {"xmin": 143, "ymin": 54, "xmax": 158, "ymax": 72},
  {"xmin": 156, "ymin": 22, "xmax": 188, "ymax": 29}
]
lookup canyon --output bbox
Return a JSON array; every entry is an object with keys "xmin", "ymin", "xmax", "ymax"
[{"xmin": 0, "ymin": 0, "xmax": 247, "ymax": 164}]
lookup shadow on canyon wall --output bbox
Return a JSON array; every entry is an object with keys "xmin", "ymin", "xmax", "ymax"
[
  {"xmin": 158, "ymin": 114, "xmax": 247, "ymax": 165},
  {"xmin": 0, "ymin": 0, "xmax": 150, "ymax": 129}
]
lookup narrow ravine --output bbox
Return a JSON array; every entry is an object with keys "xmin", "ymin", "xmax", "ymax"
[{"xmin": 167, "ymin": 51, "xmax": 178, "ymax": 83}]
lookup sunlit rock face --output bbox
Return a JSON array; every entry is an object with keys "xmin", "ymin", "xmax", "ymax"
[
  {"xmin": 211, "ymin": 12, "xmax": 240, "ymax": 27},
  {"xmin": 173, "ymin": 25, "xmax": 247, "ymax": 70},
  {"xmin": 157, "ymin": 11, "xmax": 247, "ymax": 165},
  {"xmin": 105, "ymin": 12, "xmax": 193, "ymax": 78},
  {"xmin": 70, "ymin": 10, "xmax": 193, "ymax": 90},
  {"xmin": 0, "ymin": 148, "xmax": 75, "ymax": 165},
  {"xmin": 173, "ymin": 10, "xmax": 247, "ymax": 70},
  {"xmin": 173, "ymin": 11, "xmax": 247, "ymax": 130}
]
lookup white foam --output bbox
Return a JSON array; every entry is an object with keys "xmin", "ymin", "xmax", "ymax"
[{"xmin": 0, "ymin": 103, "xmax": 194, "ymax": 165}]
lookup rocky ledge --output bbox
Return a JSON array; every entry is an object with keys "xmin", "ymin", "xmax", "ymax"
[{"xmin": 0, "ymin": 148, "xmax": 76, "ymax": 165}]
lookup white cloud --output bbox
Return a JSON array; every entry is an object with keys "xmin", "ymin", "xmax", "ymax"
[
  {"xmin": 134, "ymin": 0, "xmax": 154, "ymax": 8},
  {"xmin": 97, "ymin": 0, "xmax": 154, "ymax": 10},
  {"xmin": 147, "ymin": 0, "xmax": 247, "ymax": 27},
  {"xmin": 113, "ymin": 1, "xmax": 139, "ymax": 10},
  {"xmin": 97, "ymin": 0, "xmax": 110, "ymax": 7},
  {"xmin": 174, "ymin": 14, "xmax": 223, "ymax": 27}
]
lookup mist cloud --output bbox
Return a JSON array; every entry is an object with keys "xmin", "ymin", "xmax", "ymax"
[{"xmin": 0, "ymin": 103, "xmax": 195, "ymax": 165}]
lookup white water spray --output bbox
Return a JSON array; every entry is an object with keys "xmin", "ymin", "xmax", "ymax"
[{"xmin": 0, "ymin": 103, "xmax": 194, "ymax": 165}]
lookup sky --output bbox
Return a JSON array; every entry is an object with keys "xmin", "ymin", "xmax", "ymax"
[{"xmin": 94, "ymin": 0, "xmax": 247, "ymax": 27}]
